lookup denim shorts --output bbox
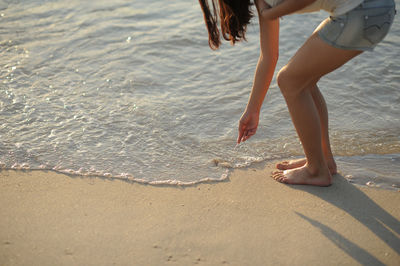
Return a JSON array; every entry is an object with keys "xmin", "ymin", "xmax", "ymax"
[{"xmin": 318, "ymin": 0, "xmax": 396, "ymax": 51}]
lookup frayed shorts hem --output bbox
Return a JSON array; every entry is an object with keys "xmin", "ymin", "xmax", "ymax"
[{"xmin": 317, "ymin": 31, "xmax": 375, "ymax": 52}]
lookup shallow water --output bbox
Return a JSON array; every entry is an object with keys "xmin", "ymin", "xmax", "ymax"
[{"xmin": 1, "ymin": 0, "xmax": 399, "ymax": 189}]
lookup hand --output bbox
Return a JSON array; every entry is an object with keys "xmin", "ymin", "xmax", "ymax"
[{"xmin": 237, "ymin": 110, "xmax": 260, "ymax": 144}]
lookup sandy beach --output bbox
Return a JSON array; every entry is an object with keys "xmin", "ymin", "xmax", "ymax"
[{"xmin": 1, "ymin": 164, "xmax": 399, "ymax": 265}]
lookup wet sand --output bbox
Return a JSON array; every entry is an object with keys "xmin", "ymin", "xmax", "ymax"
[{"xmin": 1, "ymin": 165, "xmax": 399, "ymax": 265}]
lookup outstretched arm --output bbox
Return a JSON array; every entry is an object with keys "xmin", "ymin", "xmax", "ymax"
[
  {"xmin": 237, "ymin": 4, "xmax": 279, "ymax": 144},
  {"xmin": 257, "ymin": 0, "xmax": 316, "ymax": 20}
]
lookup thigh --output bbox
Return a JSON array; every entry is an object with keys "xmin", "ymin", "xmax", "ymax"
[{"xmin": 282, "ymin": 32, "xmax": 363, "ymax": 91}]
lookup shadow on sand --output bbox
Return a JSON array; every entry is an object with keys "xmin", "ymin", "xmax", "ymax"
[{"xmin": 292, "ymin": 174, "xmax": 399, "ymax": 264}]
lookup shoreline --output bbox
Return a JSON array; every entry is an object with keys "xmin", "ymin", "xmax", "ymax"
[
  {"xmin": 1, "ymin": 165, "xmax": 400, "ymax": 265},
  {"xmin": 2, "ymin": 152, "xmax": 400, "ymax": 191}
]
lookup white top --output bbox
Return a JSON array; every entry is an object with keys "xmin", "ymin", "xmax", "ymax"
[{"xmin": 265, "ymin": 0, "xmax": 364, "ymax": 16}]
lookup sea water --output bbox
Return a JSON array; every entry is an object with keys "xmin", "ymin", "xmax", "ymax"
[{"xmin": 1, "ymin": 0, "xmax": 399, "ymax": 189}]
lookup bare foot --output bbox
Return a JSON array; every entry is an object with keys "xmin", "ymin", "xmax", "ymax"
[
  {"xmin": 276, "ymin": 158, "xmax": 337, "ymax": 175},
  {"xmin": 276, "ymin": 158, "xmax": 307, "ymax": 170},
  {"xmin": 272, "ymin": 165, "xmax": 332, "ymax": 187}
]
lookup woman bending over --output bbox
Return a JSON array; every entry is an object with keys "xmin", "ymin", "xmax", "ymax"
[{"xmin": 198, "ymin": 0, "xmax": 396, "ymax": 186}]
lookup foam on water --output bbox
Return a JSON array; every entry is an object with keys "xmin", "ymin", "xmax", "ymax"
[{"xmin": 1, "ymin": 0, "xmax": 400, "ymax": 189}]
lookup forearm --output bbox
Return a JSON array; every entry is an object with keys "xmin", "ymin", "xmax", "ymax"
[
  {"xmin": 246, "ymin": 55, "xmax": 277, "ymax": 113},
  {"xmin": 260, "ymin": 0, "xmax": 316, "ymax": 20},
  {"xmin": 246, "ymin": 13, "xmax": 279, "ymax": 114}
]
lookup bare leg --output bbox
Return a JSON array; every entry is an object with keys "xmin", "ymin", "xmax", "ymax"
[
  {"xmin": 272, "ymin": 32, "xmax": 362, "ymax": 186},
  {"xmin": 276, "ymin": 84, "xmax": 337, "ymax": 174}
]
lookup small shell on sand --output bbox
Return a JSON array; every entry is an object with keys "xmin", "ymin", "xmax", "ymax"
[{"xmin": 366, "ymin": 181, "xmax": 376, "ymax": 187}]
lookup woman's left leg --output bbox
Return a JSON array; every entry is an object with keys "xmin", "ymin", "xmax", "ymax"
[{"xmin": 272, "ymin": 32, "xmax": 362, "ymax": 186}]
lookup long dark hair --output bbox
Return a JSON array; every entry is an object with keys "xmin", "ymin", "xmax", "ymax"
[{"xmin": 199, "ymin": 0, "xmax": 253, "ymax": 50}]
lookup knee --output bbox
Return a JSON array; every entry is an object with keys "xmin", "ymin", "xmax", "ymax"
[
  {"xmin": 277, "ymin": 66, "xmax": 319, "ymax": 99},
  {"xmin": 277, "ymin": 66, "xmax": 298, "ymax": 99},
  {"xmin": 276, "ymin": 67, "xmax": 289, "ymax": 91}
]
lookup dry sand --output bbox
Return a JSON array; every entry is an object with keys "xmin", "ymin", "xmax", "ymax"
[{"xmin": 1, "ymin": 164, "xmax": 399, "ymax": 265}]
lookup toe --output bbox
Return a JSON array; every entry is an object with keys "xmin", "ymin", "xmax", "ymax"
[
  {"xmin": 277, "ymin": 176, "xmax": 286, "ymax": 183},
  {"xmin": 279, "ymin": 177, "xmax": 288, "ymax": 183},
  {"xmin": 272, "ymin": 171, "xmax": 285, "ymax": 182},
  {"xmin": 272, "ymin": 171, "xmax": 281, "ymax": 180}
]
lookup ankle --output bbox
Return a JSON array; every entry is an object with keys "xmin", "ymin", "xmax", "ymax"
[{"xmin": 305, "ymin": 161, "xmax": 330, "ymax": 176}]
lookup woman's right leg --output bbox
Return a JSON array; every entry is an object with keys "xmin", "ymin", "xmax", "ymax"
[
  {"xmin": 276, "ymin": 84, "xmax": 337, "ymax": 174},
  {"xmin": 272, "ymin": 32, "xmax": 362, "ymax": 186}
]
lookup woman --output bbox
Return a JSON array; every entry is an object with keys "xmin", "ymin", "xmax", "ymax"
[{"xmin": 198, "ymin": 0, "xmax": 396, "ymax": 186}]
